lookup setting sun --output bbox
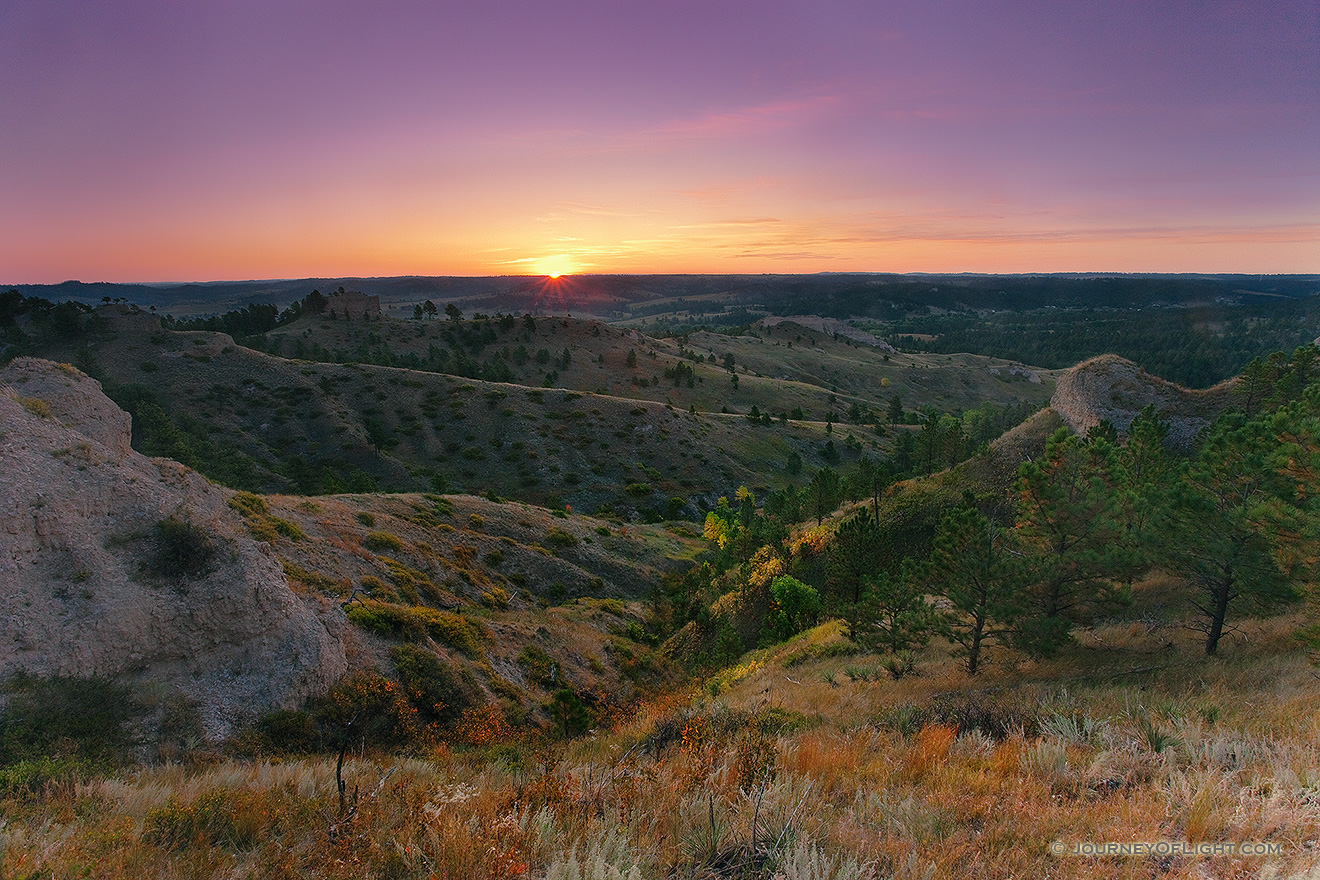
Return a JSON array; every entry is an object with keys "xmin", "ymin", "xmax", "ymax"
[{"xmin": 534, "ymin": 255, "xmax": 576, "ymax": 278}]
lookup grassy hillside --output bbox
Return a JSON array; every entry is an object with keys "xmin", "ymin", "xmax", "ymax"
[
  {"xmin": 6, "ymin": 304, "xmax": 1057, "ymax": 516},
  {"xmin": 254, "ymin": 488, "xmax": 695, "ymax": 723}
]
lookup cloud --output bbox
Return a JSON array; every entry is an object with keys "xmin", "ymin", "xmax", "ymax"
[
  {"xmin": 508, "ymin": 89, "xmax": 847, "ymax": 161},
  {"xmin": 641, "ymin": 93, "xmax": 843, "ymax": 141},
  {"xmin": 670, "ymin": 218, "xmax": 783, "ymax": 230}
]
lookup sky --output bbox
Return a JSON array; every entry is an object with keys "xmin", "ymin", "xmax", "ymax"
[{"xmin": 1, "ymin": 0, "xmax": 1316, "ymax": 282}]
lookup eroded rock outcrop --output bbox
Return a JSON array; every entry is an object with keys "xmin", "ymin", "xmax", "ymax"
[
  {"xmin": 1050, "ymin": 354, "xmax": 1242, "ymax": 446},
  {"xmin": 0, "ymin": 358, "xmax": 345, "ymax": 739}
]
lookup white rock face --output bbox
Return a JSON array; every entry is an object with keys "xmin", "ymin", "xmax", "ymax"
[
  {"xmin": 1050, "ymin": 355, "xmax": 1241, "ymax": 447},
  {"xmin": 0, "ymin": 358, "xmax": 345, "ymax": 739}
]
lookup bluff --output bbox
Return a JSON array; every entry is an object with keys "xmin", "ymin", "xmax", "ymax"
[
  {"xmin": 1049, "ymin": 354, "xmax": 1242, "ymax": 446},
  {"xmin": 0, "ymin": 358, "xmax": 345, "ymax": 738}
]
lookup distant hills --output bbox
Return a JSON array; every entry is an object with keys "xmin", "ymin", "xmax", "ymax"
[{"xmin": 7, "ymin": 272, "xmax": 1318, "ymax": 321}]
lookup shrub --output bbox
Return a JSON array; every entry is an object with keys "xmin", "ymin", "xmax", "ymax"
[
  {"xmin": 250, "ymin": 709, "xmax": 322, "ymax": 755},
  {"xmin": 346, "ymin": 601, "xmax": 482, "ymax": 654},
  {"xmin": 483, "ymin": 548, "xmax": 504, "ymax": 566},
  {"xmin": 480, "ymin": 587, "xmax": 511, "ymax": 609},
  {"xmin": 227, "ymin": 491, "xmax": 268, "ymax": 517},
  {"xmin": 623, "ymin": 620, "xmax": 654, "ymax": 645},
  {"xmin": 380, "ymin": 558, "xmax": 432, "ymax": 604},
  {"xmin": 0, "ymin": 756, "xmax": 96, "ymax": 796},
  {"xmin": 363, "ymin": 530, "xmax": 403, "ymax": 552},
  {"xmin": 762, "ymin": 575, "xmax": 823, "ymax": 644},
  {"xmin": 406, "ymin": 496, "xmax": 453, "ymax": 526},
  {"xmin": 149, "ymin": 516, "xmax": 218, "ymax": 580},
  {"xmin": 882, "ymin": 690, "xmax": 1044, "ymax": 740},
  {"xmin": 545, "ymin": 527, "xmax": 578, "ymax": 549},
  {"xmin": 356, "ymin": 511, "xmax": 376, "ymax": 526},
  {"xmin": 17, "ymin": 396, "xmax": 52, "ymax": 418},
  {"xmin": 468, "ymin": 513, "xmax": 485, "ymax": 530},
  {"xmin": 390, "ymin": 644, "xmax": 479, "ymax": 725},
  {"xmin": 0, "ymin": 675, "xmax": 136, "ymax": 774},
  {"xmin": 624, "ymin": 482, "xmax": 652, "ymax": 498},
  {"xmin": 360, "ymin": 575, "xmax": 396, "ymax": 601},
  {"xmin": 272, "ymin": 517, "xmax": 304, "ymax": 540},
  {"xmin": 314, "ymin": 671, "xmax": 424, "ymax": 751},
  {"xmin": 282, "ymin": 561, "xmax": 345, "ymax": 596},
  {"xmin": 518, "ymin": 646, "xmax": 560, "ymax": 687}
]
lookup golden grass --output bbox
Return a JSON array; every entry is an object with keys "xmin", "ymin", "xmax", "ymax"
[{"xmin": 5, "ymin": 613, "xmax": 1320, "ymax": 879}]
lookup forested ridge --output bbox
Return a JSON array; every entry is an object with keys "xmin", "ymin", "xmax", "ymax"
[
  {"xmin": 667, "ymin": 345, "xmax": 1320, "ymax": 670},
  {"xmin": 874, "ymin": 295, "xmax": 1320, "ymax": 387}
]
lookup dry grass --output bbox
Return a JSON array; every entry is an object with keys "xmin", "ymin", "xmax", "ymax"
[{"xmin": 5, "ymin": 614, "xmax": 1320, "ymax": 880}]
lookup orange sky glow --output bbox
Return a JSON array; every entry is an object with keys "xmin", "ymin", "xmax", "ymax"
[{"xmin": 1, "ymin": 2, "xmax": 1315, "ymax": 283}]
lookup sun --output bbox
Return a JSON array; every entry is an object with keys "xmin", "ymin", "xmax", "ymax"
[{"xmin": 534, "ymin": 255, "xmax": 575, "ymax": 278}]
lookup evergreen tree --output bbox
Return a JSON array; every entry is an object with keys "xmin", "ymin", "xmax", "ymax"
[
  {"xmin": 851, "ymin": 455, "xmax": 886, "ymax": 522},
  {"xmin": 1162, "ymin": 414, "xmax": 1297, "ymax": 654},
  {"xmin": 890, "ymin": 429, "xmax": 915, "ymax": 475},
  {"xmin": 851, "ymin": 563, "xmax": 936, "ymax": 656},
  {"xmin": 924, "ymin": 506, "xmax": 1020, "ymax": 675},
  {"xmin": 1114, "ymin": 405, "xmax": 1172, "ymax": 579},
  {"xmin": 809, "ymin": 466, "xmax": 842, "ymax": 525},
  {"xmin": 916, "ymin": 408, "xmax": 943, "ymax": 473},
  {"xmin": 1012, "ymin": 429, "xmax": 1132, "ymax": 656},
  {"xmin": 827, "ymin": 509, "xmax": 883, "ymax": 607}
]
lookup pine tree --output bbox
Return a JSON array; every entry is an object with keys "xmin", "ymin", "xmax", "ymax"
[
  {"xmin": 1162, "ymin": 414, "xmax": 1297, "ymax": 654},
  {"xmin": 851, "ymin": 563, "xmax": 936, "ymax": 657},
  {"xmin": 916, "ymin": 408, "xmax": 943, "ymax": 474},
  {"xmin": 1114, "ymin": 405, "xmax": 1172, "ymax": 581},
  {"xmin": 1012, "ymin": 429, "xmax": 1132, "ymax": 656},
  {"xmin": 851, "ymin": 455, "xmax": 886, "ymax": 522},
  {"xmin": 809, "ymin": 466, "xmax": 842, "ymax": 525},
  {"xmin": 887, "ymin": 394, "xmax": 904, "ymax": 425},
  {"xmin": 924, "ymin": 506, "xmax": 1020, "ymax": 675},
  {"xmin": 827, "ymin": 509, "xmax": 883, "ymax": 607}
]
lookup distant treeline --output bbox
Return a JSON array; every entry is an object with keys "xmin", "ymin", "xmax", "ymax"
[
  {"xmin": 747, "ymin": 274, "xmax": 1319, "ymax": 319},
  {"xmin": 873, "ymin": 297, "xmax": 1320, "ymax": 388}
]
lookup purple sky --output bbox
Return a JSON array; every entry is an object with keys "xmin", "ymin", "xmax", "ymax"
[{"xmin": 2, "ymin": 0, "xmax": 1316, "ymax": 281}]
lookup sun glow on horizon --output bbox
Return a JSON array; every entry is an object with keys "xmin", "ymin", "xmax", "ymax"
[{"xmin": 534, "ymin": 255, "xmax": 577, "ymax": 278}]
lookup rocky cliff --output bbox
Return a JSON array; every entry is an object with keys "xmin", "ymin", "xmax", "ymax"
[
  {"xmin": 1050, "ymin": 354, "xmax": 1242, "ymax": 446},
  {"xmin": 0, "ymin": 358, "xmax": 345, "ymax": 739}
]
